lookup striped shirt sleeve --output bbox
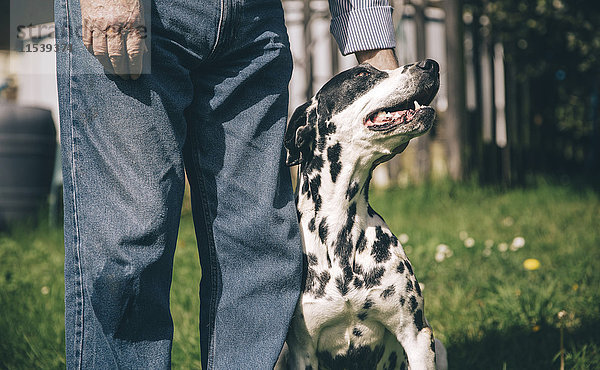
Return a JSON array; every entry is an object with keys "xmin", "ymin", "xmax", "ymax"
[{"xmin": 328, "ymin": 0, "xmax": 396, "ymax": 56}]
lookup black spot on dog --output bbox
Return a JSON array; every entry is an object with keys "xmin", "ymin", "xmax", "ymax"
[
  {"xmin": 364, "ymin": 266, "xmax": 385, "ymax": 288},
  {"xmin": 316, "ymin": 108, "xmax": 329, "ymax": 152},
  {"xmin": 353, "ymin": 265, "xmax": 364, "ymax": 288},
  {"xmin": 313, "ymin": 271, "xmax": 331, "ymax": 298},
  {"xmin": 414, "ymin": 309, "xmax": 424, "ymax": 331},
  {"xmin": 366, "ymin": 205, "xmax": 384, "ymax": 220},
  {"xmin": 317, "ymin": 64, "xmax": 389, "ymax": 116},
  {"xmin": 309, "ymin": 175, "xmax": 321, "ymax": 204},
  {"xmin": 318, "ymin": 217, "xmax": 328, "ymax": 244},
  {"xmin": 327, "ymin": 143, "xmax": 342, "ymax": 183},
  {"xmin": 352, "ymin": 327, "xmax": 363, "ymax": 337},
  {"xmin": 327, "ymin": 121, "xmax": 337, "ymax": 134},
  {"xmin": 363, "ymin": 298, "xmax": 374, "ymax": 309},
  {"xmin": 336, "ymin": 277, "xmax": 349, "ymax": 296},
  {"xmin": 306, "ymin": 154, "xmax": 323, "ymax": 173},
  {"xmin": 301, "ymin": 173, "xmax": 310, "ymax": 194},
  {"xmin": 347, "ymin": 202, "xmax": 357, "ymax": 223},
  {"xmin": 307, "ymin": 107, "xmax": 317, "ymax": 127},
  {"xmin": 308, "ymin": 218, "xmax": 316, "ymax": 232},
  {"xmin": 314, "ymin": 194, "xmax": 322, "ymax": 212},
  {"xmin": 307, "ymin": 253, "xmax": 318, "ymax": 266},
  {"xmin": 381, "ymin": 285, "xmax": 395, "ymax": 299},
  {"xmin": 371, "ymin": 226, "xmax": 392, "ymax": 263},
  {"xmin": 346, "ymin": 181, "xmax": 360, "ymax": 200},
  {"xmin": 410, "ymin": 296, "xmax": 418, "ymax": 311},
  {"xmin": 415, "ymin": 280, "xmax": 422, "ymax": 296},
  {"xmin": 353, "ymin": 277, "xmax": 364, "ymax": 289},
  {"xmin": 355, "ymin": 230, "xmax": 367, "ymax": 253},
  {"xmin": 397, "ymin": 261, "xmax": 405, "ymax": 274},
  {"xmin": 367, "ymin": 205, "xmax": 375, "ymax": 217},
  {"xmin": 358, "ymin": 311, "xmax": 368, "ymax": 321},
  {"xmin": 304, "ymin": 267, "xmax": 315, "ymax": 293},
  {"xmin": 406, "ymin": 280, "xmax": 413, "ymax": 293},
  {"xmin": 335, "ymin": 266, "xmax": 353, "ymax": 296},
  {"xmin": 343, "ymin": 265, "xmax": 353, "ymax": 280},
  {"xmin": 385, "ymin": 351, "xmax": 398, "ymax": 370},
  {"xmin": 405, "ymin": 261, "xmax": 414, "ymax": 275},
  {"xmin": 317, "ymin": 343, "xmax": 385, "ymax": 370},
  {"xmin": 399, "ymin": 296, "xmax": 406, "ymax": 306},
  {"xmin": 335, "ymin": 203, "xmax": 356, "ymax": 266}
]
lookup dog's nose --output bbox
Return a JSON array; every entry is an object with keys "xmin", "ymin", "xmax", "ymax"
[{"xmin": 417, "ymin": 59, "xmax": 439, "ymax": 74}]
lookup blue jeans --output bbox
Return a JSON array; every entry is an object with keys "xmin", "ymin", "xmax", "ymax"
[{"xmin": 55, "ymin": 0, "xmax": 302, "ymax": 368}]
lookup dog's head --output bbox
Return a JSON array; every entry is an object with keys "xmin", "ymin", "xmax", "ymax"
[{"xmin": 285, "ymin": 59, "xmax": 440, "ymax": 167}]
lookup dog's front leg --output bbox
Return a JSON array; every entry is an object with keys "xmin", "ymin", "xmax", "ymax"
[
  {"xmin": 382, "ymin": 309, "xmax": 436, "ymax": 370},
  {"xmin": 397, "ymin": 325, "xmax": 436, "ymax": 370}
]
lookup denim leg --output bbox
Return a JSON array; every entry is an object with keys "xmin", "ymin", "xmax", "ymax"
[
  {"xmin": 56, "ymin": 0, "xmax": 208, "ymax": 367},
  {"xmin": 184, "ymin": 1, "xmax": 303, "ymax": 368},
  {"xmin": 57, "ymin": 0, "xmax": 302, "ymax": 367}
]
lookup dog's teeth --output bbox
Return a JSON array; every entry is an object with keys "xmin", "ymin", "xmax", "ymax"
[{"xmin": 414, "ymin": 100, "xmax": 421, "ymax": 110}]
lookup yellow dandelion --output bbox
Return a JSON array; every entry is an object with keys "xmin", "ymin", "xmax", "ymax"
[
  {"xmin": 523, "ymin": 258, "xmax": 541, "ymax": 271},
  {"xmin": 572, "ymin": 284, "xmax": 579, "ymax": 291},
  {"xmin": 532, "ymin": 325, "xmax": 541, "ymax": 332}
]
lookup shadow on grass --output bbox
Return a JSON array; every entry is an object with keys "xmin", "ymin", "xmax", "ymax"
[{"xmin": 447, "ymin": 321, "xmax": 600, "ymax": 369}]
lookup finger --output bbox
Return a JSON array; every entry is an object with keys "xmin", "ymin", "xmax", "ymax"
[
  {"xmin": 126, "ymin": 30, "xmax": 145, "ymax": 80},
  {"xmin": 92, "ymin": 30, "xmax": 113, "ymax": 73},
  {"xmin": 82, "ymin": 19, "xmax": 93, "ymax": 53},
  {"xmin": 106, "ymin": 26, "xmax": 129, "ymax": 79}
]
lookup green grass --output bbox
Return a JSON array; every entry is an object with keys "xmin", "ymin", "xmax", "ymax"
[{"xmin": 1, "ymin": 180, "xmax": 599, "ymax": 369}]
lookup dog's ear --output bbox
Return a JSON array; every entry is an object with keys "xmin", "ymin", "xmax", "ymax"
[{"xmin": 284, "ymin": 101, "xmax": 315, "ymax": 166}]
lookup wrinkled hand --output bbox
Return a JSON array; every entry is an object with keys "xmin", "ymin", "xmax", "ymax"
[
  {"xmin": 355, "ymin": 49, "xmax": 399, "ymax": 71},
  {"xmin": 81, "ymin": 0, "xmax": 146, "ymax": 80}
]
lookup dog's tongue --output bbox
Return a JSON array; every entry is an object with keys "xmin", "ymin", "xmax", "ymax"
[{"xmin": 367, "ymin": 109, "xmax": 416, "ymax": 126}]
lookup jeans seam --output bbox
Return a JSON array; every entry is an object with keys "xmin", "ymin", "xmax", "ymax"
[
  {"xmin": 65, "ymin": 0, "xmax": 85, "ymax": 367},
  {"xmin": 189, "ymin": 133, "xmax": 219, "ymax": 369},
  {"xmin": 208, "ymin": 0, "xmax": 225, "ymax": 59}
]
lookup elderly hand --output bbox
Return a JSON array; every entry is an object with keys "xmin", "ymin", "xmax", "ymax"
[
  {"xmin": 355, "ymin": 49, "xmax": 399, "ymax": 71},
  {"xmin": 80, "ymin": 0, "xmax": 147, "ymax": 80}
]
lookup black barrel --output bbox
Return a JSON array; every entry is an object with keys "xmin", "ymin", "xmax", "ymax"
[{"xmin": 0, "ymin": 104, "xmax": 57, "ymax": 230}]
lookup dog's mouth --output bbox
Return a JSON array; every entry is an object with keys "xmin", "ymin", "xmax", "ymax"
[{"xmin": 364, "ymin": 95, "xmax": 435, "ymax": 132}]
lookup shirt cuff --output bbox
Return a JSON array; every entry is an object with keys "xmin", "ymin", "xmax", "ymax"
[{"xmin": 330, "ymin": 5, "xmax": 396, "ymax": 56}]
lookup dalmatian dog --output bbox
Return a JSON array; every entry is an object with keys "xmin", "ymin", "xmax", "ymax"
[{"xmin": 278, "ymin": 59, "xmax": 445, "ymax": 370}]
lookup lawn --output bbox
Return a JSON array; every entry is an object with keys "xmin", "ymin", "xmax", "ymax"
[{"xmin": 1, "ymin": 180, "xmax": 599, "ymax": 369}]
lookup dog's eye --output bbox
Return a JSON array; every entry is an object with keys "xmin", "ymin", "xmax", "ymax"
[{"xmin": 355, "ymin": 71, "xmax": 370, "ymax": 77}]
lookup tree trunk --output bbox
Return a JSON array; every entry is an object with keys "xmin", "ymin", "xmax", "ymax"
[{"xmin": 444, "ymin": 0, "xmax": 465, "ymax": 181}]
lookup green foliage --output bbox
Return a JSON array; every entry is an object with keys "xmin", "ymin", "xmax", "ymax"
[
  {"xmin": 0, "ymin": 181, "xmax": 599, "ymax": 369},
  {"xmin": 464, "ymin": 0, "xmax": 600, "ymax": 174},
  {"xmin": 370, "ymin": 180, "xmax": 600, "ymax": 369},
  {"xmin": 466, "ymin": 0, "xmax": 600, "ymax": 77},
  {"xmin": 0, "ymin": 222, "xmax": 66, "ymax": 369}
]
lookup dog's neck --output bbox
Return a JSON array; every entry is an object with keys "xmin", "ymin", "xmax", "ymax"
[{"xmin": 296, "ymin": 150, "xmax": 386, "ymax": 268}]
